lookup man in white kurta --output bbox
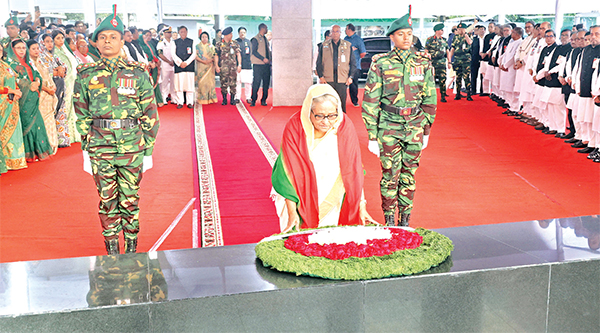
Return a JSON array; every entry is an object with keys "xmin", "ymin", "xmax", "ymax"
[
  {"xmin": 499, "ymin": 28, "xmax": 523, "ymax": 114},
  {"xmin": 513, "ymin": 21, "xmax": 537, "ymax": 110},
  {"xmin": 171, "ymin": 26, "xmax": 197, "ymax": 108},
  {"xmin": 157, "ymin": 26, "xmax": 177, "ymax": 105}
]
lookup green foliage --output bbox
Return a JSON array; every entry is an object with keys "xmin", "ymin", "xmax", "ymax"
[
  {"xmin": 255, "ymin": 227, "xmax": 454, "ymax": 280},
  {"xmin": 65, "ymin": 13, "xmax": 84, "ymax": 21}
]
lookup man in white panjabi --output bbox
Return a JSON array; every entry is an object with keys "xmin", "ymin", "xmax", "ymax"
[
  {"xmin": 499, "ymin": 27, "xmax": 523, "ymax": 114},
  {"xmin": 171, "ymin": 25, "xmax": 197, "ymax": 108}
]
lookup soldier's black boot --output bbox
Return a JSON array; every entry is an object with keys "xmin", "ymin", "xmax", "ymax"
[
  {"xmin": 399, "ymin": 213, "xmax": 411, "ymax": 227},
  {"xmin": 454, "ymin": 93, "xmax": 461, "ymax": 100},
  {"xmin": 221, "ymin": 93, "xmax": 228, "ymax": 105},
  {"xmin": 440, "ymin": 94, "xmax": 447, "ymax": 103},
  {"xmin": 385, "ymin": 215, "xmax": 395, "ymax": 226},
  {"xmin": 466, "ymin": 93, "xmax": 473, "ymax": 101},
  {"xmin": 124, "ymin": 238, "xmax": 137, "ymax": 254},
  {"xmin": 230, "ymin": 95, "xmax": 236, "ymax": 105},
  {"xmin": 104, "ymin": 238, "xmax": 119, "ymax": 255}
]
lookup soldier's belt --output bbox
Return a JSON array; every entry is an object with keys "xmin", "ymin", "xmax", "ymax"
[
  {"xmin": 92, "ymin": 119, "xmax": 140, "ymax": 129},
  {"xmin": 380, "ymin": 104, "xmax": 420, "ymax": 116}
]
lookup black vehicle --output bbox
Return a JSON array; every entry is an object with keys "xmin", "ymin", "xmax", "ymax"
[{"xmin": 360, "ymin": 36, "xmax": 392, "ymax": 79}]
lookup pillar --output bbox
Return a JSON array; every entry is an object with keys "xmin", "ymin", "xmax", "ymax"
[{"xmin": 271, "ymin": 0, "xmax": 313, "ymax": 106}]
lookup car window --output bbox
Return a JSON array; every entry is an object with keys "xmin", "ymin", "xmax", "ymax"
[{"xmin": 364, "ymin": 39, "xmax": 391, "ymax": 51}]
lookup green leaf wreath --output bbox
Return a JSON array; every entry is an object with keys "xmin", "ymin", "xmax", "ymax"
[{"xmin": 255, "ymin": 227, "xmax": 454, "ymax": 280}]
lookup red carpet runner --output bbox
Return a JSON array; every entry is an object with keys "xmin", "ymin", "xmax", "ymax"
[{"xmin": 198, "ymin": 89, "xmax": 279, "ymax": 246}]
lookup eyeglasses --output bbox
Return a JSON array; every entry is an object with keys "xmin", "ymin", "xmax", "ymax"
[
  {"xmin": 545, "ymin": 35, "xmax": 555, "ymax": 38},
  {"xmin": 311, "ymin": 111, "xmax": 338, "ymax": 121}
]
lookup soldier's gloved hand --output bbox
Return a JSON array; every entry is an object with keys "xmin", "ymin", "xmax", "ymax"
[
  {"xmin": 82, "ymin": 151, "xmax": 92, "ymax": 175},
  {"xmin": 368, "ymin": 140, "xmax": 380, "ymax": 157},
  {"xmin": 422, "ymin": 135, "xmax": 430, "ymax": 150},
  {"xmin": 143, "ymin": 156, "xmax": 153, "ymax": 173}
]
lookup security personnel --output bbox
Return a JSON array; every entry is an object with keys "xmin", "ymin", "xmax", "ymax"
[
  {"xmin": 73, "ymin": 5, "xmax": 160, "ymax": 255},
  {"xmin": 448, "ymin": 22, "xmax": 473, "ymax": 101},
  {"xmin": 425, "ymin": 23, "xmax": 448, "ymax": 102},
  {"xmin": 216, "ymin": 27, "xmax": 241, "ymax": 105},
  {"xmin": 1, "ymin": 16, "xmax": 21, "ymax": 48},
  {"xmin": 362, "ymin": 6, "xmax": 437, "ymax": 227}
]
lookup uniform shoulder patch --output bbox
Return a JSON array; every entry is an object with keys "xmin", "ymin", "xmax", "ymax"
[
  {"xmin": 126, "ymin": 60, "xmax": 146, "ymax": 70},
  {"xmin": 371, "ymin": 53, "xmax": 388, "ymax": 63},
  {"xmin": 77, "ymin": 62, "xmax": 98, "ymax": 73},
  {"xmin": 415, "ymin": 51, "xmax": 432, "ymax": 60}
]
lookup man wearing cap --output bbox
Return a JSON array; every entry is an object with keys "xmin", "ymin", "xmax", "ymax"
[
  {"xmin": 362, "ymin": 7, "xmax": 437, "ymax": 227},
  {"xmin": 171, "ymin": 26, "xmax": 196, "ymax": 109},
  {"xmin": 2, "ymin": 16, "xmax": 21, "ymax": 48},
  {"xmin": 316, "ymin": 24, "xmax": 356, "ymax": 113},
  {"xmin": 215, "ymin": 26, "xmax": 241, "ymax": 105},
  {"xmin": 157, "ymin": 26, "xmax": 177, "ymax": 105},
  {"xmin": 73, "ymin": 5, "xmax": 160, "ymax": 255},
  {"xmin": 448, "ymin": 22, "xmax": 473, "ymax": 101},
  {"xmin": 425, "ymin": 23, "xmax": 448, "ymax": 102}
]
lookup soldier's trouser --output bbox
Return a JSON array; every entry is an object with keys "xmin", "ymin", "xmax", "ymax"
[
  {"xmin": 220, "ymin": 66, "xmax": 237, "ymax": 97},
  {"xmin": 91, "ymin": 152, "xmax": 144, "ymax": 241},
  {"xmin": 433, "ymin": 63, "xmax": 447, "ymax": 96},
  {"xmin": 454, "ymin": 62, "xmax": 471, "ymax": 94},
  {"xmin": 377, "ymin": 114, "xmax": 425, "ymax": 216}
]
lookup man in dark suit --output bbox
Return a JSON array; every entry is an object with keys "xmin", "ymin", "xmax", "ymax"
[{"xmin": 470, "ymin": 25, "xmax": 485, "ymax": 95}]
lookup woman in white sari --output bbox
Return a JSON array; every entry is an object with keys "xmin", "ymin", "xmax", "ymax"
[{"xmin": 271, "ymin": 84, "xmax": 377, "ymax": 232}]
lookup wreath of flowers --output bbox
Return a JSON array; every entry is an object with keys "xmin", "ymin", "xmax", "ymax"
[{"xmin": 255, "ymin": 226, "xmax": 453, "ymax": 281}]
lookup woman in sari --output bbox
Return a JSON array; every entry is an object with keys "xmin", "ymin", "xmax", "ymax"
[
  {"xmin": 53, "ymin": 30, "xmax": 81, "ymax": 143},
  {"xmin": 0, "ymin": 43, "xmax": 27, "ymax": 172},
  {"xmin": 195, "ymin": 32, "xmax": 218, "ymax": 104},
  {"xmin": 29, "ymin": 39, "xmax": 58, "ymax": 154},
  {"xmin": 271, "ymin": 84, "xmax": 377, "ymax": 232},
  {"xmin": 45, "ymin": 32, "xmax": 69, "ymax": 148},
  {"xmin": 140, "ymin": 30, "xmax": 163, "ymax": 107},
  {"xmin": 7, "ymin": 39, "xmax": 52, "ymax": 162}
]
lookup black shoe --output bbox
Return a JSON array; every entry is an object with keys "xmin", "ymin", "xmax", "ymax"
[
  {"xmin": 454, "ymin": 94, "xmax": 462, "ymax": 100},
  {"xmin": 502, "ymin": 110, "xmax": 510, "ymax": 114},
  {"xmin": 352, "ymin": 103, "xmax": 359, "ymax": 107},
  {"xmin": 385, "ymin": 215, "xmax": 395, "ymax": 227},
  {"xmin": 104, "ymin": 238, "xmax": 119, "ymax": 255},
  {"xmin": 555, "ymin": 132, "xmax": 565, "ymax": 138},
  {"xmin": 578, "ymin": 146, "xmax": 595, "ymax": 154},
  {"xmin": 261, "ymin": 101, "xmax": 268, "ymax": 106},
  {"xmin": 124, "ymin": 238, "xmax": 137, "ymax": 254},
  {"xmin": 230, "ymin": 97, "xmax": 237, "ymax": 105},
  {"xmin": 250, "ymin": 100, "xmax": 256, "ymax": 107},
  {"xmin": 560, "ymin": 132, "xmax": 575, "ymax": 139},
  {"xmin": 565, "ymin": 138, "xmax": 578, "ymax": 143},
  {"xmin": 187, "ymin": 104, "xmax": 193, "ymax": 109},
  {"xmin": 246, "ymin": 99, "xmax": 252, "ymax": 104},
  {"xmin": 399, "ymin": 213, "xmax": 411, "ymax": 227},
  {"xmin": 480, "ymin": 93, "xmax": 490, "ymax": 97},
  {"xmin": 587, "ymin": 148, "xmax": 599, "ymax": 159},
  {"xmin": 466, "ymin": 95, "xmax": 473, "ymax": 101},
  {"xmin": 546, "ymin": 130, "xmax": 557, "ymax": 135},
  {"xmin": 542, "ymin": 128, "xmax": 549, "ymax": 134},
  {"xmin": 572, "ymin": 141, "xmax": 587, "ymax": 148},
  {"xmin": 440, "ymin": 95, "xmax": 447, "ymax": 103},
  {"xmin": 176, "ymin": 104, "xmax": 183, "ymax": 109},
  {"xmin": 222, "ymin": 94, "xmax": 228, "ymax": 105},
  {"xmin": 594, "ymin": 157, "xmax": 600, "ymax": 163}
]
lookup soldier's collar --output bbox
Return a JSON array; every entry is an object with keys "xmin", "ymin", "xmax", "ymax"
[
  {"xmin": 392, "ymin": 48, "xmax": 412, "ymax": 62},
  {"xmin": 101, "ymin": 56, "xmax": 126, "ymax": 72}
]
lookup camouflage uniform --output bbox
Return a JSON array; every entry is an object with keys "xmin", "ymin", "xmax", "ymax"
[
  {"xmin": 87, "ymin": 253, "xmax": 167, "ymax": 306},
  {"xmin": 362, "ymin": 48, "xmax": 437, "ymax": 223},
  {"xmin": 425, "ymin": 35, "xmax": 448, "ymax": 97},
  {"xmin": 73, "ymin": 56, "xmax": 159, "ymax": 250},
  {"xmin": 451, "ymin": 34, "xmax": 472, "ymax": 96},
  {"xmin": 216, "ymin": 40, "xmax": 241, "ymax": 101}
]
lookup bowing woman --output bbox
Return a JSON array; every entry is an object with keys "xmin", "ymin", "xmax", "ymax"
[
  {"xmin": 271, "ymin": 84, "xmax": 378, "ymax": 232},
  {"xmin": 7, "ymin": 39, "xmax": 52, "ymax": 162}
]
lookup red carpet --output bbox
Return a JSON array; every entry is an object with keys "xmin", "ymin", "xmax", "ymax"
[
  {"xmin": 0, "ymin": 104, "xmax": 194, "ymax": 263},
  {"xmin": 201, "ymin": 89, "xmax": 279, "ymax": 245},
  {"xmin": 244, "ymin": 88, "xmax": 599, "ymax": 229}
]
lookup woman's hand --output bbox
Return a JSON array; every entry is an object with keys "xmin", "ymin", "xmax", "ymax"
[
  {"xmin": 57, "ymin": 66, "xmax": 66, "ymax": 77},
  {"xmin": 30, "ymin": 79, "xmax": 40, "ymax": 92},
  {"xmin": 10, "ymin": 88, "xmax": 22, "ymax": 100},
  {"xmin": 215, "ymin": 66, "xmax": 220, "ymax": 73},
  {"xmin": 359, "ymin": 203, "xmax": 380, "ymax": 225}
]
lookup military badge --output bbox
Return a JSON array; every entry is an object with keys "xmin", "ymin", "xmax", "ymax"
[
  {"xmin": 410, "ymin": 66, "xmax": 424, "ymax": 81},
  {"xmin": 117, "ymin": 78, "xmax": 136, "ymax": 94}
]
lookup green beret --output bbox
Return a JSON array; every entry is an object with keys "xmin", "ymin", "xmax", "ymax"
[
  {"xmin": 92, "ymin": 4, "xmax": 124, "ymax": 42},
  {"xmin": 434, "ymin": 23, "xmax": 444, "ymax": 32},
  {"xmin": 458, "ymin": 22, "xmax": 468, "ymax": 29},
  {"xmin": 222, "ymin": 27, "xmax": 233, "ymax": 36},
  {"xmin": 5, "ymin": 16, "xmax": 19, "ymax": 28},
  {"xmin": 386, "ymin": 6, "xmax": 413, "ymax": 36}
]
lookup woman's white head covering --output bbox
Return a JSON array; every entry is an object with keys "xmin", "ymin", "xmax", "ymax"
[{"xmin": 300, "ymin": 84, "xmax": 344, "ymax": 148}]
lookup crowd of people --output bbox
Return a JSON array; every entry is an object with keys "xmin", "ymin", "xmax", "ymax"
[
  {"xmin": 424, "ymin": 20, "xmax": 600, "ymax": 163},
  {"xmin": 0, "ymin": 11, "xmax": 274, "ymax": 175}
]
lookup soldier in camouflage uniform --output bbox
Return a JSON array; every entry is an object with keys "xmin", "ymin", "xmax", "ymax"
[
  {"xmin": 215, "ymin": 27, "xmax": 242, "ymax": 105},
  {"xmin": 73, "ymin": 5, "xmax": 160, "ymax": 255},
  {"xmin": 425, "ymin": 23, "xmax": 448, "ymax": 102},
  {"xmin": 448, "ymin": 22, "xmax": 473, "ymax": 101},
  {"xmin": 1, "ymin": 16, "xmax": 21, "ymax": 49},
  {"xmin": 362, "ymin": 6, "xmax": 437, "ymax": 227}
]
